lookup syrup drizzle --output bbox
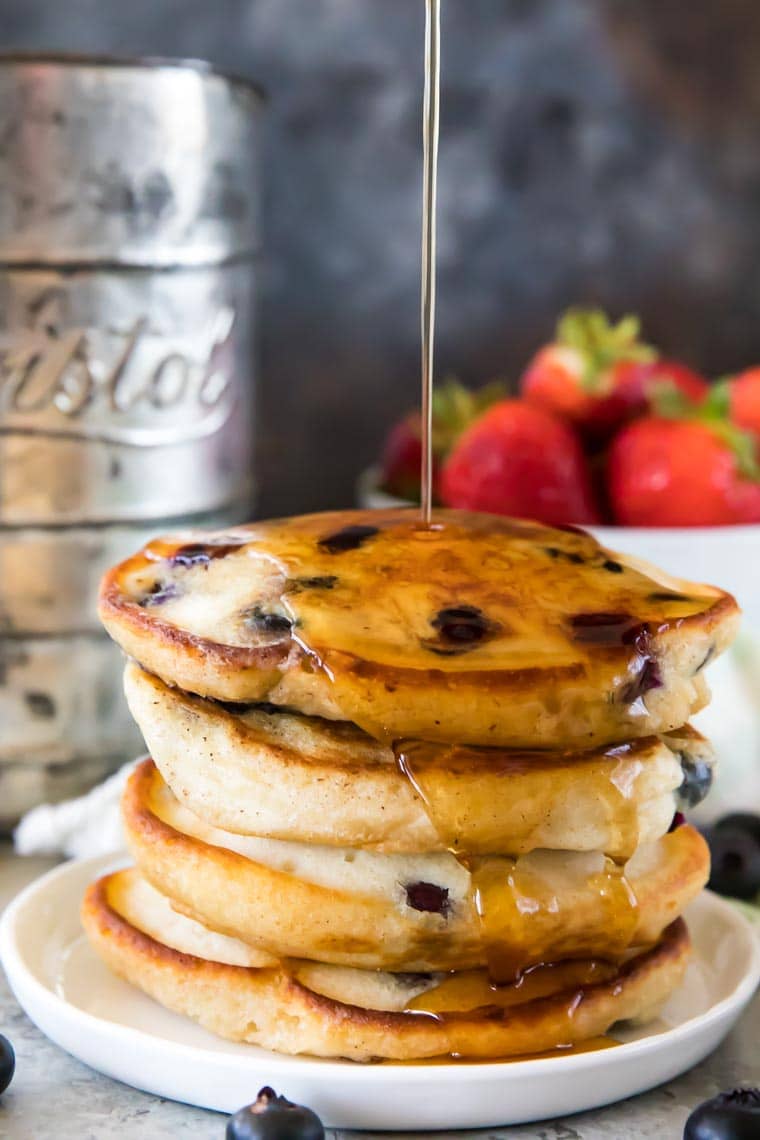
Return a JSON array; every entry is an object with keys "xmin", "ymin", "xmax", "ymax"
[
  {"xmin": 382, "ymin": 1037, "xmax": 618, "ymax": 1064},
  {"xmin": 407, "ymin": 959, "xmax": 616, "ymax": 1015},
  {"xmin": 466, "ymin": 852, "xmax": 638, "ymax": 984},
  {"xmin": 394, "ymin": 738, "xmax": 647, "ymax": 859},
  {"xmin": 395, "ymin": 739, "xmax": 640, "ymax": 982},
  {"xmin": 420, "ymin": 0, "xmax": 441, "ymax": 524},
  {"xmin": 399, "ymin": 958, "xmax": 622, "ymax": 1057},
  {"xmin": 412, "ymin": 7, "xmax": 650, "ymax": 1009}
]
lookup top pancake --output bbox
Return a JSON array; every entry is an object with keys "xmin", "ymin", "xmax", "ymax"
[{"xmin": 99, "ymin": 508, "xmax": 739, "ymax": 748}]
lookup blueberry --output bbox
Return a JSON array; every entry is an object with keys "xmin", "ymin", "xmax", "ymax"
[
  {"xmin": 715, "ymin": 813, "xmax": 760, "ymax": 846},
  {"xmin": 171, "ymin": 543, "xmax": 215, "ymax": 567},
  {"xmin": 677, "ymin": 756, "xmax": 714, "ymax": 810},
  {"xmin": 684, "ymin": 1086, "xmax": 760, "ymax": 1139},
  {"xmin": 404, "ymin": 881, "xmax": 450, "ymax": 915},
  {"xmin": 704, "ymin": 827, "xmax": 760, "ymax": 900},
  {"xmin": 141, "ymin": 580, "xmax": 178, "ymax": 606},
  {"xmin": 431, "ymin": 606, "xmax": 493, "ymax": 644},
  {"xmin": 242, "ymin": 606, "xmax": 293, "ymax": 635},
  {"xmin": 669, "ymin": 811, "xmax": 687, "ymax": 833},
  {"xmin": 226, "ymin": 1087, "xmax": 324, "ymax": 1140},
  {"xmin": 170, "ymin": 541, "xmax": 243, "ymax": 567},
  {"xmin": 620, "ymin": 656, "xmax": 663, "ymax": 704},
  {"xmin": 544, "ymin": 546, "xmax": 584, "ymax": 565},
  {"xmin": 569, "ymin": 613, "xmax": 639, "ymax": 645},
  {"xmin": 23, "ymin": 691, "xmax": 56, "ymax": 719},
  {"xmin": 423, "ymin": 605, "xmax": 499, "ymax": 656},
  {"xmin": 0, "ymin": 1034, "xmax": 14, "ymax": 1095},
  {"xmin": 318, "ymin": 525, "xmax": 378, "ymax": 554}
]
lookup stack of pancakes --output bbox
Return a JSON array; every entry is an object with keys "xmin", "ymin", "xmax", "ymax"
[{"xmin": 83, "ymin": 509, "xmax": 739, "ymax": 1062}]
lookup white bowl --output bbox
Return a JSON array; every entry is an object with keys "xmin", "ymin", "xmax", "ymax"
[{"xmin": 357, "ymin": 466, "xmax": 760, "ymax": 817}]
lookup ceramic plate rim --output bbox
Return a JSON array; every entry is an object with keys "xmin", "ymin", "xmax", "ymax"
[{"xmin": 2, "ymin": 853, "xmax": 759, "ymax": 1086}]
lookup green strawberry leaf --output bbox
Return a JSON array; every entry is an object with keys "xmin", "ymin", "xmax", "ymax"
[
  {"xmin": 710, "ymin": 419, "xmax": 760, "ymax": 481},
  {"xmin": 431, "ymin": 376, "xmax": 505, "ymax": 456},
  {"xmin": 556, "ymin": 308, "xmax": 657, "ymax": 392},
  {"xmin": 652, "ymin": 376, "xmax": 760, "ymax": 482},
  {"xmin": 649, "ymin": 379, "xmax": 698, "ymax": 419},
  {"xmin": 702, "ymin": 377, "xmax": 733, "ymax": 419}
]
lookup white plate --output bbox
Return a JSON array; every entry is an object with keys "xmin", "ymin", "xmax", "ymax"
[{"xmin": 1, "ymin": 856, "xmax": 759, "ymax": 1130}]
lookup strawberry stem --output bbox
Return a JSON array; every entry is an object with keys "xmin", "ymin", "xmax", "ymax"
[
  {"xmin": 557, "ymin": 308, "xmax": 657, "ymax": 392},
  {"xmin": 649, "ymin": 380, "xmax": 698, "ymax": 419},
  {"xmin": 652, "ymin": 377, "xmax": 760, "ymax": 481},
  {"xmin": 431, "ymin": 376, "xmax": 505, "ymax": 454},
  {"xmin": 710, "ymin": 420, "xmax": 760, "ymax": 481}
]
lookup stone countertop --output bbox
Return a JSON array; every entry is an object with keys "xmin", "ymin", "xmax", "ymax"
[{"xmin": 0, "ymin": 849, "xmax": 757, "ymax": 1140}]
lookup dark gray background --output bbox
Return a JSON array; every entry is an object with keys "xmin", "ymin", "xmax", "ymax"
[{"xmin": 2, "ymin": 0, "xmax": 759, "ymax": 516}]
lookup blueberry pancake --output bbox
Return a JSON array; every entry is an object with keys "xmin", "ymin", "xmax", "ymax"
[
  {"xmin": 99, "ymin": 509, "xmax": 739, "ymax": 748},
  {"xmin": 122, "ymin": 759, "xmax": 709, "ymax": 974},
  {"xmin": 86, "ymin": 507, "xmax": 736, "ymax": 1064},
  {"xmin": 82, "ymin": 868, "xmax": 691, "ymax": 1063},
  {"xmin": 126, "ymin": 663, "xmax": 713, "ymax": 859}
]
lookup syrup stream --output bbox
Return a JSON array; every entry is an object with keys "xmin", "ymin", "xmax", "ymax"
[{"xmin": 420, "ymin": 0, "xmax": 441, "ymax": 524}]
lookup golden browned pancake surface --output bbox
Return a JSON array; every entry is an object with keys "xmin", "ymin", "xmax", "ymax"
[{"xmin": 100, "ymin": 509, "xmax": 739, "ymax": 748}]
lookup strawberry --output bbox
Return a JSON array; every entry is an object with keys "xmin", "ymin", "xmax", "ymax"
[
  {"xmin": 608, "ymin": 416, "xmax": 760, "ymax": 527},
  {"xmin": 522, "ymin": 308, "xmax": 666, "ymax": 442},
  {"xmin": 380, "ymin": 413, "xmax": 425, "ymax": 501},
  {"xmin": 440, "ymin": 400, "xmax": 601, "ymax": 525},
  {"xmin": 379, "ymin": 378, "xmax": 505, "ymax": 501},
  {"xmin": 620, "ymin": 359, "xmax": 708, "ymax": 409},
  {"xmin": 728, "ymin": 367, "xmax": 760, "ymax": 438}
]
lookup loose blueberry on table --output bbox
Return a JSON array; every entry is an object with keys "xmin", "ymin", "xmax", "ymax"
[
  {"xmin": 226, "ymin": 1087, "xmax": 325, "ymax": 1140},
  {"xmin": 684, "ymin": 1087, "xmax": 760, "ymax": 1139},
  {"xmin": 715, "ymin": 814, "xmax": 760, "ymax": 845},
  {"xmin": 703, "ymin": 813, "xmax": 760, "ymax": 901},
  {"xmin": 0, "ymin": 1034, "xmax": 14, "ymax": 1095}
]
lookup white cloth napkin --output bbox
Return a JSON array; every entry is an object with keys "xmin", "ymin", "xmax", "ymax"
[{"xmin": 13, "ymin": 759, "xmax": 138, "ymax": 859}]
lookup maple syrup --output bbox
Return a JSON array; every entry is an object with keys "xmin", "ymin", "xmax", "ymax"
[
  {"xmin": 420, "ymin": 0, "xmax": 440, "ymax": 524},
  {"xmin": 396, "ymin": 960, "xmax": 623, "ymax": 1057},
  {"xmin": 406, "ymin": 959, "xmax": 616, "ymax": 1015},
  {"xmin": 270, "ymin": 518, "xmax": 658, "ymax": 988},
  {"xmin": 405, "ymin": 0, "xmax": 641, "ymax": 989},
  {"xmin": 394, "ymin": 737, "xmax": 653, "ymax": 858},
  {"xmin": 133, "ymin": 509, "xmax": 719, "ymax": 750},
  {"xmin": 468, "ymin": 852, "xmax": 638, "ymax": 983},
  {"xmin": 381, "ymin": 1038, "xmax": 618, "ymax": 1065},
  {"xmin": 393, "ymin": 737, "xmax": 640, "ymax": 981}
]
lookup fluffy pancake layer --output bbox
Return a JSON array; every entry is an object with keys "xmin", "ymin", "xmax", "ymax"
[
  {"xmin": 82, "ymin": 869, "xmax": 691, "ymax": 1062},
  {"xmin": 126, "ymin": 664, "xmax": 712, "ymax": 859},
  {"xmin": 99, "ymin": 509, "xmax": 739, "ymax": 748},
  {"xmin": 123, "ymin": 759, "xmax": 710, "ymax": 973}
]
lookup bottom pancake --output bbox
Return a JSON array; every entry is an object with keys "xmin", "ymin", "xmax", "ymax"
[{"xmin": 82, "ymin": 868, "xmax": 691, "ymax": 1063}]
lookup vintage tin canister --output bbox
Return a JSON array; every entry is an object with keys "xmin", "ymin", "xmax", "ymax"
[{"xmin": 0, "ymin": 55, "xmax": 263, "ymax": 825}]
